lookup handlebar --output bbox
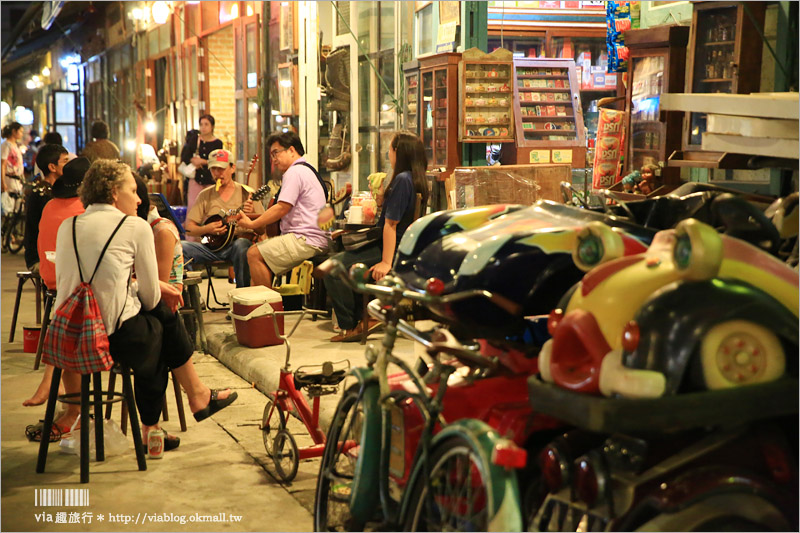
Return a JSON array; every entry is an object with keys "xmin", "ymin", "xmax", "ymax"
[{"xmin": 317, "ymin": 258, "xmax": 522, "ymax": 316}]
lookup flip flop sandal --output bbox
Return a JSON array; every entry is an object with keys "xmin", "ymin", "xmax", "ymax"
[
  {"xmin": 193, "ymin": 390, "xmax": 238, "ymax": 422},
  {"xmin": 25, "ymin": 420, "xmax": 64, "ymax": 443}
]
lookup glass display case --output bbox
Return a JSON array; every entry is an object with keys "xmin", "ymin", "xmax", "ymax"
[
  {"xmin": 459, "ymin": 47, "xmax": 514, "ymax": 143},
  {"xmin": 403, "ymin": 60, "xmax": 420, "ymax": 134},
  {"xmin": 419, "ymin": 52, "xmax": 460, "ymax": 171},
  {"xmin": 624, "ymin": 25, "xmax": 690, "ymax": 186},
  {"xmin": 506, "ymin": 58, "xmax": 585, "ymax": 167},
  {"xmin": 684, "ymin": 2, "xmax": 765, "ymax": 151}
]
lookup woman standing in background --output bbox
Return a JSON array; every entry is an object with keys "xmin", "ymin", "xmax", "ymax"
[{"xmin": 185, "ymin": 114, "xmax": 222, "ymax": 214}]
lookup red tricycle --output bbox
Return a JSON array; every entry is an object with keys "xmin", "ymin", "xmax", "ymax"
[{"xmin": 260, "ymin": 309, "xmax": 352, "ymax": 482}]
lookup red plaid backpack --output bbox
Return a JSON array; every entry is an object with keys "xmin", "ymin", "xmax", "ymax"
[{"xmin": 41, "ymin": 216, "xmax": 129, "ymax": 374}]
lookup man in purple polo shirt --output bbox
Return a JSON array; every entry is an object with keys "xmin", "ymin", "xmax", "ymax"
[{"xmin": 236, "ymin": 131, "xmax": 328, "ymax": 287}]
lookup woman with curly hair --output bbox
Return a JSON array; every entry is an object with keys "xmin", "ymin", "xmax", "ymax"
[{"xmin": 50, "ymin": 159, "xmax": 237, "ymax": 449}]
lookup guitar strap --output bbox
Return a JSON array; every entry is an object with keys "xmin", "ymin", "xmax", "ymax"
[{"xmin": 268, "ymin": 162, "xmax": 329, "ymax": 211}]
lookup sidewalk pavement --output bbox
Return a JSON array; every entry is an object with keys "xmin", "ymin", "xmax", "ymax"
[{"xmin": 1, "ymin": 251, "xmax": 418, "ymax": 531}]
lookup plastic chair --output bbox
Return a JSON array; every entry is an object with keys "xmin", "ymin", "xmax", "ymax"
[{"xmin": 148, "ymin": 192, "xmax": 186, "ymax": 239}]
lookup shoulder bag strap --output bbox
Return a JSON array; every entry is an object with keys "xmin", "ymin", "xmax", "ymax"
[
  {"xmin": 71, "ymin": 217, "xmax": 85, "ymax": 283},
  {"xmin": 297, "ymin": 162, "xmax": 330, "ymax": 202},
  {"xmin": 88, "ymin": 216, "xmax": 128, "ymax": 284}
]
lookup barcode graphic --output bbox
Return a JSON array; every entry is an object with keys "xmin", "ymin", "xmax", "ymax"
[{"xmin": 35, "ymin": 489, "xmax": 89, "ymax": 507}]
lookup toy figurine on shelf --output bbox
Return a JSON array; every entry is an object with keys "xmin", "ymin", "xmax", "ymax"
[
  {"xmin": 638, "ymin": 163, "xmax": 659, "ymax": 195},
  {"xmin": 621, "ymin": 169, "xmax": 641, "ymax": 192}
]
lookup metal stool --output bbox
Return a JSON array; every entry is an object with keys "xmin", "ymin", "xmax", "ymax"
[
  {"xmin": 33, "ymin": 289, "xmax": 56, "ymax": 370},
  {"xmin": 9, "ymin": 271, "xmax": 43, "ymax": 342},
  {"xmin": 37, "ymin": 364, "xmax": 147, "ymax": 483},
  {"xmin": 204, "ymin": 261, "xmax": 233, "ymax": 311}
]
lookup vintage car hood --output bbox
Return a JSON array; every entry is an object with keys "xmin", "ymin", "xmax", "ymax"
[{"xmin": 396, "ymin": 200, "xmax": 653, "ymax": 292}]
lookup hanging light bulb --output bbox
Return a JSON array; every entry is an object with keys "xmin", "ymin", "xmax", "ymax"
[
  {"xmin": 145, "ymin": 120, "xmax": 157, "ymax": 133},
  {"xmin": 152, "ymin": 1, "xmax": 170, "ymax": 25},
  {"xmin": 42, "ymin": 66, "xmax": 50, "ymax": 77}
]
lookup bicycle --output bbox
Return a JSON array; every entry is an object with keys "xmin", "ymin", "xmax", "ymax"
[
  {"xmin": 260, "ymin": 308, "xmax": 352, "ymax": 482},
  {"xmin": 1, "ymin": 190, "xmax": 25, "ymax": 254},
  {"xmin": 313, "ymin": 260, "xmax": 528, "ymax": 532}
]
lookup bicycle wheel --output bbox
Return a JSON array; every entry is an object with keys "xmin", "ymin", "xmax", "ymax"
[
  {"xmin": 6, "ymin": 215, "xmax": 24, "ymax": 254},
  {"xmin": 272, "ymin": 429, "xmax": 299, "ymax": 482},
  {"xmin": 404, "ymin": 436, "xmax": 493, "ymax": 531},
  {"xmin": 1, "ymin": 217, "xmax": 9, "ymax": 252},
  {"xmin": 313, "ymin": 385, "xmax": 368, "ymax": 532},
  {"xmin": 262, "ymin": 398, "xmax": 286, "ymax": 474}
]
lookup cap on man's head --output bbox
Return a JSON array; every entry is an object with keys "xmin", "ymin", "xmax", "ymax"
[{"xmin": 208, "ymin": 149, "xmax": 233, "ymax": 169}]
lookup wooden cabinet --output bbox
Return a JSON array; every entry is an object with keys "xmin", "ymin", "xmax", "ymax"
[
  {"xmin": 419, "ymin": 53, "xmax": 461, "ymax": 172},
  {"xmin": 459, "ymin": 48, "xmax": 515, "ymax": 143},
  {"xmin": 624, "ymin": 25, "xmax": 690, "ymax": 186},
  {"xmin": 503, "ymin": 58, "xmax": 586, "ymax": 168},
  {"xmin": 403, "ymin": 60, "xmax": 420, "ymax": 134},
  {"xmin": 683, "ymin": 1, "xmax": 766, "ymax": 151}
]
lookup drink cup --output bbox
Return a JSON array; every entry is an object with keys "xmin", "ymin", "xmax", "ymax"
[{"xmin": 349, "ymin": 205, "xmax": 364, "ymax": 224}]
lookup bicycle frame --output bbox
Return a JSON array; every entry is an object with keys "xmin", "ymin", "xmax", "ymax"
[
  {"xmin": 262, "ymin": 309, "xmax": 357, "ymax": 461},
  {"xmin": 318, "ymin": 263, "xmax": 526, "ymax": 531}
]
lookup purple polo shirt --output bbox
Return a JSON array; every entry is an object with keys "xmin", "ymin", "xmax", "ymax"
[{"xmin": 277, "ymin": 157, "xmax": 329, "ymax": 249}]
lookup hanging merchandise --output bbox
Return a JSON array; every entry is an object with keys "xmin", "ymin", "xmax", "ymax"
[
  {"xmin": 606, "ymin": 1, "xmax": 638, "ymax": 73},
  {"xmin": 591, "ymin": 108, "xmax": 624, "ymax": 191}
]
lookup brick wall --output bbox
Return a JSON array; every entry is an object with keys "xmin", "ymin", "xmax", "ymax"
[{"xmin": 206, "ymin": 26, "xmax": 236, "ymax": 157}]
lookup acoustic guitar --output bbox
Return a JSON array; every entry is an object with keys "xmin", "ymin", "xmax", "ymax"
[{"xmin": 201, "ymin": 155, "xmax": 269, "ymax": 252}]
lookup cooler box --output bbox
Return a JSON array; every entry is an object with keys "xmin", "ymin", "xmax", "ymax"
[{"xmin": 228, "ymin": 287, "xmax": 284, "ymax": 347}]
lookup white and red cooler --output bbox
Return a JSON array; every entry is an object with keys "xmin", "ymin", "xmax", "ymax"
[{"xmin": 228, "ymin": 287, "xmax": 285, "ymax": 347}]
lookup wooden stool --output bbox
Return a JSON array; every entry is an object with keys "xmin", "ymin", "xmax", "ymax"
[
  {"xmin": 33, "ymin": 290, "xmax": 56, "ymax": 371},
  {"xmin": 9, "ymin": 271, "xmax": 43, "ymax": 342},
  {"xmin": 37, "ymin": 364, "xmax": 147, "ymax": 483},
  {"xmin": 106, "ymin": 367, "xmax": 188, "ymax": 433},
  {"xmin": 180, "ymin": 276, "xmax": 207, "ymax": 353}
]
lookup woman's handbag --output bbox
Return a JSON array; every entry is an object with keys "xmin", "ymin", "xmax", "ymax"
[
  {"xmin": 341, "ymin": 227, "xmax": 382, "ymax": 252},
  {"xmin": 177, "ymin": 161, "xmax": 196, "ymax": 179}
]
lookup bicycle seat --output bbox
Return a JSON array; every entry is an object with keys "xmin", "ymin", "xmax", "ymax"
[{"xmin": 294, "ymin": 361, "xmax": 348, "ymax": 388}]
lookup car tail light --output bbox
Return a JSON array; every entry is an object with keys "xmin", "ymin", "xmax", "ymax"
[
  {"xmin": 540, "ymin": 445, "xmax": 569, "ymax": 492},
  {"xmin": 492, "ymin": 441, "xmax": 527, "ymax": 469},
  {"xmin": 426, "ymin": 277, "xmax": 445, "ymax": 296},
  {"xmin": 547, "ymin": 308, "xmax": 564, "ymax": 335},
  {"xmin": 574, "ymin": 453, "xmax": 606, "ymax": 508},
  {"xmin": 621, "ymin": 321, "xmax": 640, "ymax": 352}
]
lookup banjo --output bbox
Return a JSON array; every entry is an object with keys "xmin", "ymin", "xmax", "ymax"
[{"xmin": 201, "ymin": 155, "xmax": 269, "ymax": 252}]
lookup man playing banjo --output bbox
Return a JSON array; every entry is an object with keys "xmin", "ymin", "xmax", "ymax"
[{"xmin": 181, "ymin": 148, "xmax": 264, "ymax": 288}]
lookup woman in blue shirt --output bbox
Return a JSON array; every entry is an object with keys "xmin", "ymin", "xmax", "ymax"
[{"xmin": 326, "ymin": 131, "xmax": 428, "ymax": 342}]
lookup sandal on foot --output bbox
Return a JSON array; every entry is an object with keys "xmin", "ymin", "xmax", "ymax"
[
  {"xmin": 25, "ymin": 420, "xmax": 69, "ymax": 442},
  {"xmin": 193, "ymin": 390, "xmax": 238, "ymax": 422}
]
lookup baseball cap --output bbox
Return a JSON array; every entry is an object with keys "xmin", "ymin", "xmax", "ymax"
[{"xmin": 208, "ymin": 149, "xmax": 233, "ymax": 169}]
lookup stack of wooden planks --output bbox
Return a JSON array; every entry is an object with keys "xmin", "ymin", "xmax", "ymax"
[{"xmin": 661, "ymin": 92, "xmax": 799, "ymax": 159}]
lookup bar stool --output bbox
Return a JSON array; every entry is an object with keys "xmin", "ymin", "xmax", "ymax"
[
  {"xmin": 33, "ymin": 289, "xmax": 56, "ymax": 370},
  {"xmin": 37, "ymin": 363, "xmax": 147, "ymax": 483},
  {"xmin": 106, "ymin": 367, "xmax": 188, "ymax": 433},
  {"xmin": 180, "ymin": 276, "xmax": 207, "ymax": 353},
  {"xmin": 9, "ymin": 271, "xmax": 43, "ymax": 342}
]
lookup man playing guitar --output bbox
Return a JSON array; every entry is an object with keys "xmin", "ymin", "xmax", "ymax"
[
  {"xmin": 235, "ymin": 131, "xmax": 328, "ymax": 288},
  {"xmin": 181, "ymin": 149, "xmax": 264, "ymax": 288}
]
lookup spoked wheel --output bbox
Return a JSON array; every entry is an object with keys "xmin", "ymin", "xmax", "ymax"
[
  {"xmin": 262, "ymin": 398, "xmax": 286, "ymax": 477},
  {"xmin": 405, "ymin": 437, "xmax": 492, "ymax": 532},
  {"xmin": 272, "ymin": 429, "xmax": 299, "ymax": 482},
  {"xmin": 314, "ymin": 385, "xmax": 367, "ymax": 532},
  {"xmin": 5, "ymin": 216, "xmax": 24, "ymax": 254}
]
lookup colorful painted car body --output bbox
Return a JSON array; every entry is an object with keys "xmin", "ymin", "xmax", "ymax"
[
  {"xmin": 396, "ymin": 201, "xmax": 654, "ymax": 337},
  {"xmin": 539, "ymin": 218, "xmax": 799, "ymax": 398}
]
